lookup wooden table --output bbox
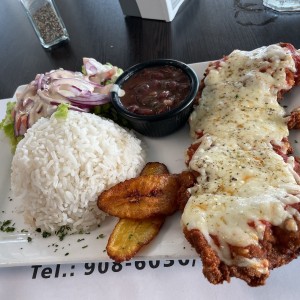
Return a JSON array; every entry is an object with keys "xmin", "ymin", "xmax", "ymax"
[
  {"xmin": 1, "ymin": 0, "xmax": 300, "ymax": 99},
  {"xmin": 1, "ymin": 2, "xmax": 300, "ymax": 299}
]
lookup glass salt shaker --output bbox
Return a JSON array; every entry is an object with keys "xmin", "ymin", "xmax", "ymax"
[{"xmin": 20, "ymin": 0, "xmax": 69, "ymax": 49}]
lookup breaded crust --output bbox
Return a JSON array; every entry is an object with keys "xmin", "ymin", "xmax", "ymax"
[
  {"xmin": 183, "ymin": 43, "xmax": 300, "ymax": 286},
  {"xmin": 183, "ymin": 216, "xmax": 300, "ymax": 286},
  {"xmin": 183, "ymin": 227, "xmax": 268, "ymax": 286}
]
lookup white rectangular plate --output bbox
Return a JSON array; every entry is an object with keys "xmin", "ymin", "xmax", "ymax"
[{"xmin": 1, "ymin": 61, "xmax": 300, "ymax": 272}]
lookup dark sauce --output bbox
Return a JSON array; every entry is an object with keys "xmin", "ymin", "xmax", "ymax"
[{"xmin": 120, "ymin": 65, "xmax": 191, "ymax": 115}]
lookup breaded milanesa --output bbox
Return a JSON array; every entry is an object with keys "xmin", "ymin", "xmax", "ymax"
[{"xmin": 182, "ymin": 43, "xmax": 300, "ymax": 286}]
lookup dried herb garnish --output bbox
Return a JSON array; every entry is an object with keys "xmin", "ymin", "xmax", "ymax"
[
  {"xmin": 42, "ymin": 231, "xmax": 51, "ymax": 238},
  {"xmin": 55, "ymin": 225, "xmax": 71, "ymax": 241},
  {"xmin": 36, "ymin": 227, "xmax": 51, "ymax": 238},
  {"xmin": 0, "ymin": 220, "xmax": 15, "ymax": 232}
]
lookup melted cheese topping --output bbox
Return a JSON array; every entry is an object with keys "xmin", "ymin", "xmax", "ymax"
[
  {"xmin": 189, "ymin": 137, "xmax": 297, "ymax": 196},
  {"xmin": 182, "ymin": 44, "xmax": 300, "ymax": 272},
  {"xmin": 190, "ymin": 83, "xmax": 288, "ymax": 146}
]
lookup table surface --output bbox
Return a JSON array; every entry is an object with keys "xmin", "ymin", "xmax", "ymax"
[
  {"xmin": 1, "ymin": 0, "xmax": 300, "ymax": 99},
  {"xmin": 1, "ymin": 1, "xmax": 300, "ymax": 299}
]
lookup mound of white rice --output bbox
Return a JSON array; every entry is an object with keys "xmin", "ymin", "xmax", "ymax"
[{"xmin": 11, "ymin": 111, "xmax": 145, "ymax": 233}]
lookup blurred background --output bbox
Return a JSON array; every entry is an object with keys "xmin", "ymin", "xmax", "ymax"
[{"xmin": 0, "ymin": 0, "xmax": 300, "ymax": 98}]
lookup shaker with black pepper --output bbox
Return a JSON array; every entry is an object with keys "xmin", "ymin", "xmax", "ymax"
[{"xmin": 21, "ymin": 0, "xmax": 69, "ymax": 49}]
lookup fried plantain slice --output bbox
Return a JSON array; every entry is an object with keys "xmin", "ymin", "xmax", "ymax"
[
  {"xmin": 105, "ymin": 162, "xmax": 169, "ymax": 262},
  {"xmin": 98, "ymin": 174, "xmax": 179, "ymax": 219},
  {"xmin": 140, "ymin": 162, "xmax": 169, "ymax": 176},
  {"xmin": 106, "ymin": 217, "xmax": 165, "ymax": 262}
]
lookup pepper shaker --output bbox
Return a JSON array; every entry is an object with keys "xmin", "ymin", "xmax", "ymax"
[{"xmin": 20, "ymin": 0, "xmax": 69, "ymax": 49}]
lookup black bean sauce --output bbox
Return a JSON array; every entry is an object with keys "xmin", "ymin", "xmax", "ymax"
[{"xmin": 120, "ymin": 66, "xmax": 191, "ymax": 115}]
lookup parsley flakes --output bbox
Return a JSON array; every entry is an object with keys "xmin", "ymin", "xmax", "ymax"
[{"xmin": 0, "ymin": 220, "xmax": 15, "ymax": 232}]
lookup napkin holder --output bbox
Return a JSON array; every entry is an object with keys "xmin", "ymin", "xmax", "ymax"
[{"xmin": 119, "ymin": 0, "xmax": 185, "ymax": 22}]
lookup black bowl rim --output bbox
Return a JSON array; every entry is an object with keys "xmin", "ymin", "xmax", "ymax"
[{"xmin": 110, "ymin": 59, "xmax": 199, "ymax": 121}]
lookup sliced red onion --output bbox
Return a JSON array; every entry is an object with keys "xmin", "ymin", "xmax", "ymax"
[
  {"xmin": 83, "ymin": 58, "xmax": 104, "ymax": 76},
  {"xmin": 52, "ymin": 78, "xmax": 96, "ymax": 91},
  {"xmin": 13, "ymin": 111, "xmax": 19, "ymax": 137},
  {"xmin": 36, "ymin": 74, "xmax": 45, "ymax": 90},
  {"xmin": 37, "ymin": 90, "xmax": 66, "ymax": 105},
  {"xmin": 12, "ymin": 58, "xmax": 121, "ymax": 138},
  {"xmin": 48, "ymin": 69, "xmax": 81, "ymax": 80},
  {"xmin": 68, "ymin": 94, "xmax": 110, "ymax": 107}
]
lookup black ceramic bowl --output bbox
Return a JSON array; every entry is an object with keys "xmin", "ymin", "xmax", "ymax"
[{"xmin": 110, "ymin": 59, "xmax": 199, "ymax": 137}]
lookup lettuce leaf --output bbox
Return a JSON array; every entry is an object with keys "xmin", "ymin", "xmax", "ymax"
[
  {"xmin": 54, "ymin": 103, "xmax": 70, "ymax": 119},
  {"xmin": 0, "ymin": 102, "xmax": 23, "ymax": 152}
]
